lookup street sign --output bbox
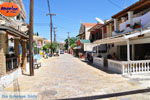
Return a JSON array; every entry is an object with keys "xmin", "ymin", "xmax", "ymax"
[{"xmin": 0, "ymin": 2, "xmax": 20, "ymax": 17}]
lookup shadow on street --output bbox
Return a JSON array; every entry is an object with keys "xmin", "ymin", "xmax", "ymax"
[
  {"xmin": 58, "ymin": 88, "xmax": 150, "ymax": 100},
  {"xmin": 81, "ymin": 60, "xmax": 116, "ymax": 74}
]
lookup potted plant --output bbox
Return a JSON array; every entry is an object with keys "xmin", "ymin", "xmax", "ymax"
[
  {"xmin": 126, "ymin": 24, "xmax": 131, "ymax": 27},
  {"xmin": 133, "ymin": 22, "xmax": 141, "ymax": 29}
]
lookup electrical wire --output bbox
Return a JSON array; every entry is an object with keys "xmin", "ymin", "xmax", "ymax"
[
  {"xmin": 47, "ymin": 0, "xmax": 51, "ymax": 14},
  {"xmin": 107, "ymin": 0, "xmax": 123, "ymax": 9},
  {"xmin": 107, "ymin": 0, "xmax": 136, "ymax": 9}
]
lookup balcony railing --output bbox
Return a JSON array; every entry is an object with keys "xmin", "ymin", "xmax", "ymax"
[{"xmin": 112, "ymin": 11, "xmax": 150, "ymax": 36}]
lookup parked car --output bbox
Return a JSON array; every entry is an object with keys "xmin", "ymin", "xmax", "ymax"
[
  {"xmin": 43, "ymin": 53, "xmax": 49, "ymax": 59},
  {"xmin": 60, "ymin": 50, "xmax": 64, "ymax": 54},
  {"xmin": 53, "ymin": 52, "xmax": 59, "ymax": 56},
  {"xmin": 86, "ymin": 50, "xmax": 97, "ymax": 63},
  {"xmin": 86, "ymin": 51, "xmax": 93, "ymax": 63},
  {"xmin": 48, "ymin": 53, "xmax": 53, "ymax": 57}
]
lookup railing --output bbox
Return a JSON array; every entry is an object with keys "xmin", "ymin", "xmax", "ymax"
[
  {"xmin": 124, "ymin": 60, "xmax": 150, "ymax": 74},
  {"xmin": 112, "ymin": 11, "xmax": 150, "ymax": 37},
  {"xmin": 108, "ymin": 59, "xmax": 150, "ymax": 74},
  {"xmin": 93, "ymin": 57, "xmax": 104, "ymax": 68},
  {"xmin": 6, "ymin": 57, "xmax": 18, "ymax": 72}
]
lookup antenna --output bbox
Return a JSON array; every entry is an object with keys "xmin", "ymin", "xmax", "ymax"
[{"xmin": 95, "ymin": 17, "xmax": 104, "ymax": 24}]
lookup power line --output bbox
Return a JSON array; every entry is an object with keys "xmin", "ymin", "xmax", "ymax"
[
  {"xmin": 47, "ymin": 0, "xmax": 51, "ymax": 14},
  {"xmin": 107, "ymin": 0, "xmax": 136, "ymax": 9},
  {"xmin": 107, "ymin": 0, "xmax": 123, "ymax": 9}
]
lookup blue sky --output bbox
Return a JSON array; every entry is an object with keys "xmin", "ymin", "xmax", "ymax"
[{"xmin": 23, "ymin": 0, "xmax": 138, "ymax": 42}]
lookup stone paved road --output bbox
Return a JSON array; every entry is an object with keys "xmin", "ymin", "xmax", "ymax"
[{"xmin": 4, "ymin": 54, "xmax": 150, "ymax": 100}]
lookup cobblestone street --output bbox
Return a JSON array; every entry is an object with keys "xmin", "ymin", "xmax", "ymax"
[{"xmin": 4, "ymin": 54, "xmax": 150, "ymax": 100}]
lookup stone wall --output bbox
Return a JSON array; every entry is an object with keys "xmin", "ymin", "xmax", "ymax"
[{"xmin": 0, "ymin": 31, "xmax": 7, "ymax": 76}]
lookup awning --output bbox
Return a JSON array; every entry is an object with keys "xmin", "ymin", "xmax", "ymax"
[
  {"xmin": 76, "ymin": 39, "xmax": 91, "ymax": 46},
  {"xmin": 94, "ymin": 36, "xmax": 126, "ymax": 44},
  {"xmin": 0, "ymin": 25, "xmax": 28, "ymax": 39},
  {"xmin": 80, "ymin": 39, "xmax": 91, "ymax": 44},
  {"xmin": 93, "ymin": 28, "xmax": 150, "ymax": 44}
]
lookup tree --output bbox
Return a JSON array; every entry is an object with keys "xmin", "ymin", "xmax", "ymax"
[
  {"xmin": 50, "ymin": 42, "xmax": 59, "ymax": 53},
  {"xmin": 70, "ymin": 43, "xmax": 77, "ymax": 48},
  {"xmin": 42, "ymin": 42, "xmax": 59, "ymax": 53},
  {"xmin": 42, "ymin": 43, "xmax": 50, "ymax": 53},
  {"xmin": 37, "ymin": 32, "xmax": 39, "ymax": 36},
  {"xmin": 64, "ymin": 37, "xmax": 77, "ymax": 50}
]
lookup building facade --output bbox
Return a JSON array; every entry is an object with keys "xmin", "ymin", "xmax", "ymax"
[
  {"xmin": 89, "ymin": 0, "xmax": 150, "ymax": 74},
  {"xmin": 0, "ymin": 0, "xmax": 28, "ymax": 89},
  {"xmin": 33, "ymin": 35, "xmax": 50, "ymax": 55},
  {"xmin": 75, "ymin": 23, "xmax": 96, "ymax": 58}
]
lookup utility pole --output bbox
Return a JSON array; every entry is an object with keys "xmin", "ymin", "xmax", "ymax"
[
  {"xmin": 53, "ymin": 27, "xmax": 57, "ymax": 42},
  {"xmin": 29, "ymin": 0, "xmax": 34, "ymax": 76},
  {"xmin": 46, "ymin": 0, "xmax": 56, "ymax": 54},
  {"xmin": 67, "ymin": 32, "xmax": 70, "ymax": 50}
]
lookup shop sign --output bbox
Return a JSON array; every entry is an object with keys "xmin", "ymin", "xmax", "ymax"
[{"xmin": 0, "ymin": 2, "xmax": 20, "ymax": 17}]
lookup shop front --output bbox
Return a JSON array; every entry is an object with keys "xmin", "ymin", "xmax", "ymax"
[{"xmin": 0, "ymin": 27, "xmax": 28, "ymax": 88}]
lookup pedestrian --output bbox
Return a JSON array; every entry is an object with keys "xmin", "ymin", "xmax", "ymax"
[{"xmin": 112, "ymin": 53, "xmax": 118, "ymax": 60}]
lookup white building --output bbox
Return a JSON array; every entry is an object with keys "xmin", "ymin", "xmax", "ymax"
[{"xmin": 89, "ymin": 0, "xmax": 150, "ymax": 74}]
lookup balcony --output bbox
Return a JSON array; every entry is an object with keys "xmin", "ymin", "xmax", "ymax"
[{"xmin": 112, "ymin": 11, "xmax": 150, "ymax": 36}]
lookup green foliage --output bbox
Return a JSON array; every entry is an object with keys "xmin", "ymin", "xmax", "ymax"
[
  {"xmin": 64, "ymin": 37, "xmax": 77, "ymax": 50},
  {"xmin": 70, "ymin": 43, "xmax": 77, "ymax": 48},
  {"xmin": 34, "ymin": 47, "xmax": 39, "ymax": 54},
  {"xmin": 42, "ymin": 42, "xmax": 59, "ymax": 53},
  {"xmin": 42, "ymin": 43, "xmax": 50, "ymax": 53},
  {"xmin": 33, "ymin": 42, "xmax": 37, "ymax": 47}
]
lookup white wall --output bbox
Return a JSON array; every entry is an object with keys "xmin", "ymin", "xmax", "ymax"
[
  {"xmin": 0, "ymin": 68, "xmax": 22, "ymax": 91},
  {"xmin": 85, "ymin": 27, "xmax": 92, "ymax": 40}
]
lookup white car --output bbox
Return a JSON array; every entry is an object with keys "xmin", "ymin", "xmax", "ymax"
[
  {"xmin": 60, "ymin": 50, "xmax": 64, "ymax": 54},
  {"xmin": 53, "ymin": 52, "xmax": 59, "ymax": 56}
]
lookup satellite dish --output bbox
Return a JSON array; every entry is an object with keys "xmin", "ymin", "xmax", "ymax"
[
  {"xmin": 0, "ymin": 20, "xmax": 6, "ymax": 25},
  {"xmin": 95, "ymin": 17, "xmax": 104, "ymax": 24}
]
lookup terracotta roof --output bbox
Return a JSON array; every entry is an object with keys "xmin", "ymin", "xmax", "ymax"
[
  {"xmin": 88, "ymin": 19, "xmax": 114, "ymax": 32},
  {"xmin": 88, "ymin": 23, "xmax": 103, "ymax": 32},
  {"xmin": 82, "ymin": 23, "xmax": 97, "ymax": 27}
]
